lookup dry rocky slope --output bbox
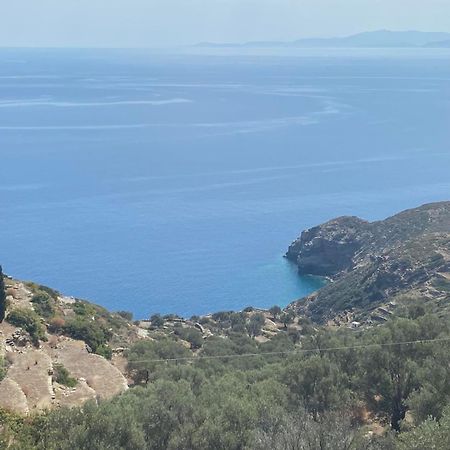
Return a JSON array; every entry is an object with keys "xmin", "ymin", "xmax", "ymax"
[
  {"xmin": 0, "ymin": 279, "xmax": 289, "ymax": 415},
  {"xmin": 0, "ymin": 280, "xmax": 129, "ymax": 415},
  {"xmin": 286, "ymin": 201, "xmax": 450, "ymax": 323}
]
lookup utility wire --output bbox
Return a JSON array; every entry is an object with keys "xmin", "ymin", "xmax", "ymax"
[{"xmin": 127, "ymin": 336, "xmax": 450, "ymax": 365}]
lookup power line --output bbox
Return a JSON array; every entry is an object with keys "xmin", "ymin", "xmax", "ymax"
[{"xmin": 127, "ymin": 336, "xmax": 450, "ymax": 365}]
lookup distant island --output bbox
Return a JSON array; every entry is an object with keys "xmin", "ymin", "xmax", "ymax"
[{"xmin": 195, "ymin": 30, "xmax": 450, "ymax": 49}]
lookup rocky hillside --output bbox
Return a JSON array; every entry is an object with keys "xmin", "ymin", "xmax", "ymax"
[
  {"xmin": 0, "ymin": 276, "xmax": 299, "ymax": 415},
  {"xmin": 286, "ymin": 201, "xmax": 450, "ymax": 323},
  {"xmin": 0, "ymin": 278, "xmax": 134, "ymax": 414}
]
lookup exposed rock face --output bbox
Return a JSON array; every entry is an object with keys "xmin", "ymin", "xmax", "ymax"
[
  {"xmin": 286, "ymin": 216, "xmax": 371, "ymax": 276},
  {"xmin": 288, "ymin": 202, "xmax": 450, "ymax": 322},
  {"xmin": 47, "ymin": 339, "xmax": 128, "ymax": 401},
  {"xmin": 0, "ymin": 378, "xmax": 29, "ymax": 415},
  {"xmin": 6, "ymin": 350, "xmax": 54, "ymax": 411}
]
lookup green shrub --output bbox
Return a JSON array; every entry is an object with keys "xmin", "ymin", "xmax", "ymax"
[
  {"xmin": 127, "ymin": 339, "xmax": 191, "ymax": 384},
  {"xmin": 63, "ymin": 318, "xmax": 112, "ymax": 356},
  {"xmin": 25, "ymin": 281, "xmax": 60, "ymax": 299},
  {"xmin": 269, "ymin": 305, "xmax": 282, "ymax": 319},
  {"xmin": 397, "ymin": 406, "xmax": 450, "ymax": 449},
  {"xmin": 72, "ymin": 301, "xmax": 128, "ymax": 336},
  {"xmin": 53, "ymin": 364, "xmax": 77, "ymax": 388},
  {"xmin": 6, "ymin": 308, "xmax": 45, "ymax": 346},
  {"xmin": 212, "ymin": 311, "xmax": 234, "ymax": 322},
  {"xmin": 72, "ymin": 301, "xmax": 95, "ymax": 317},
  {"xmin": 174, "ymin": 327, "xmax": 204, "ymax": 350},
  {"xmin": 31, "ymin": 291, "xmax": 55, "ymax": 319},
  {"xmin": 163, "ymin": 313, "xmax": 180, "ymax": 321},
  {"xmin": 246, "ymin": 313, "xmax": 265, "ymax": 337},
  {"xmin": 150, "ymin": 314, "xmax": 164, "ymax": 327},
  {"xmin": 95, "ymin": 344, "xmax": 113, "ymax": 360},
  {"xmin": 116, "ymin": 310, "xmax": 133, "ymax": 321}
]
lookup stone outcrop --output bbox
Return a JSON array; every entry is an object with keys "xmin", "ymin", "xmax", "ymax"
[
  {"xmin": 286, "ymin": 216, "xmax": 371, "ymax": 276},
  {"xmin": 6, "ymin": 350, "xmax": 54, "ymax": 411},
  {"xmin": 287, "ymin": 202, "xmax": 450, "ymax": 322},
  {"xmin": 47, "ymin": 339, "xmax": 128, "ymax": 400},
  {"xmin": 0, "ymin": 378, "xmax": 29, "ymax": 415}
]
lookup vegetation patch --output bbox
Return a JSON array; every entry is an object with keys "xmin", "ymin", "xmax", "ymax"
[
  {"xmin": 53, "ymin": 363, "xmax": 77, "ymax": 388},
  {"xmin": 25, "ymin": 282, "xmax": 59, "ymax": 300},
  {"xmin": 2, "ymin": 308, "xmax": 450, "ymax": 449},
  {"xmin": 63, "ymin": 318, "xmax": 112, "ymax": 359},
  {"xmin": 173, "ymin": 326, "xmax": 203, "ymax": 349},
  {"xmin": 6, "ymin": 308, "xmax": 46, "ymax": 346},
  {"xmin": 432, "ymin": 277, "xmax": 450, "ymax": 293},
  {"xmin": 31, "ymin": 291, "xmax": 56, "ymax": 319}
]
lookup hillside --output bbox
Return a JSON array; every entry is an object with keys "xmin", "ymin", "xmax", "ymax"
[
  {"xmin": 1, "ymin": 203, "xmax": 450, "ymax": 447},
  {"xmin": 1, "ymin": 272, "xmax": 450, "ymax": 448},
  {"xmin": 286, "ymin": 201, "xmax": 450, "ymax": 323},
  {"xmin": 0, "ymin": 278, "xmax": 133, "ymax": 414},
  {"xmin": 0, "ymin": 274, "xmax": 301, "ymax": 415}
]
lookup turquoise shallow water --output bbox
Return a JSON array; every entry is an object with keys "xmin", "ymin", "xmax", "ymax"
[{"xmin": 0, "ymin": 48, "xmax": 449, "ymax": 318}]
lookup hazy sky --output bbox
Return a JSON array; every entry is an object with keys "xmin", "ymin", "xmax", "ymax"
[{"xmin": 1, "ymin": 0, "xmax": 449, "ymax": 47}]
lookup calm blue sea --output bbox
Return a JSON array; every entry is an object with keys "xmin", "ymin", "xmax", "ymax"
[{"xmin": 0, "ymin": 48, "xmax": 449, "ymax": 318}]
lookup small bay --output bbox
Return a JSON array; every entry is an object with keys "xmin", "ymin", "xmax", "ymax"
[{"xmin": 0, "ymin": 48, "xmax": 449, "ymax": 318}]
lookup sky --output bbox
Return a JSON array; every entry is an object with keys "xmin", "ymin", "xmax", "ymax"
[{"xmin": 0, "ymin": 0, "xmax": 449, "ymax": 47}]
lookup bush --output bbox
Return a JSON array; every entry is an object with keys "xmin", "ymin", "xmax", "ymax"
[
  {"xmin": 127, "ymin": 339, "xmax": 191, "ymax": 384},
  {"xmin": 6, "ymin": 308, "xmax": 45, "ymax": 346},
  {"xmin": 150, "ymin": 314, "xmax": 164, "ymax": 327},
  {"xmin": 25, "ymin": 282, "xmax": 59, "ymax": 299},
  {"xmin": 163, "ymin": 314, "xmax": 180, "ymax": 321},
  {"xmin": 174, "ymin": 327, "xmax": 204, "ymax": 350},
  {"xmin": 269, "ymin": 305, "xmax": 282, "ymax": 319},
  {"xmin": 212, "ymin": 311, "xmax": 234, "ymax": 323},
  {"xmin": 53, "ymin": 364, "xmax": 77, "ymax": 388},
  {"xmin": 116, "ymin": 311, "xmax": 133, "ymax": 321},
  {"xmin": 246, "ymin": 313, "xmax": 266, "ymax": 337},
  {"xmin": 63, "ymin": 318, "xmax": 112, "ymax": 356},
  {"xmin": 48, "ymin": 316, "xmax": 66, "ymax": 333},
  {"xmin": 95, "ymin": 344, "xmax": 113, "ymax": 360},
  {"xmin": 280, "ymin": 311, "xmax": 295, "ymax": 328},
  {"xmin": 397, "ymin": 406, "xmax": 450, "ymax": 449},
  {"xmin": 72, "ymin": 301, "xmax": 94, "ymax": 317},
  {"xmin": 31, "ymin": 291, "xmax": 55, "ymax": 319}
]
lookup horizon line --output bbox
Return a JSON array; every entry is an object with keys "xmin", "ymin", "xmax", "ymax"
[{"xmin": 1, "ymin": 29, "xmax": 450, "ymax": 51}]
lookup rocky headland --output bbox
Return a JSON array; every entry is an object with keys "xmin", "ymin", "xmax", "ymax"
[{"xmin": 286, "ymin": 201, "xmax": 450, "ymax": 323}]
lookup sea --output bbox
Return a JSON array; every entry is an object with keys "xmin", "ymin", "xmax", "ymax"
[{"xmin": 0, "ymin": 47, "xmax": 449, "ymax": 318}]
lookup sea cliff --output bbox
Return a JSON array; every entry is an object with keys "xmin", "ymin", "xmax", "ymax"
[{"xmin": 287, "ymin": 201, "xmax": 450, "ymax": 322}]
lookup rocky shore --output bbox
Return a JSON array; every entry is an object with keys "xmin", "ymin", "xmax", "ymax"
[{"xmin": 286, "ymin": 201, "xmax": 450, "ymax": 322}]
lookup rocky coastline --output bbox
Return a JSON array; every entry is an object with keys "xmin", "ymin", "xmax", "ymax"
[{"xmin": 286, "ymin": 201, "xmax": 450, "ymax": 322}]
